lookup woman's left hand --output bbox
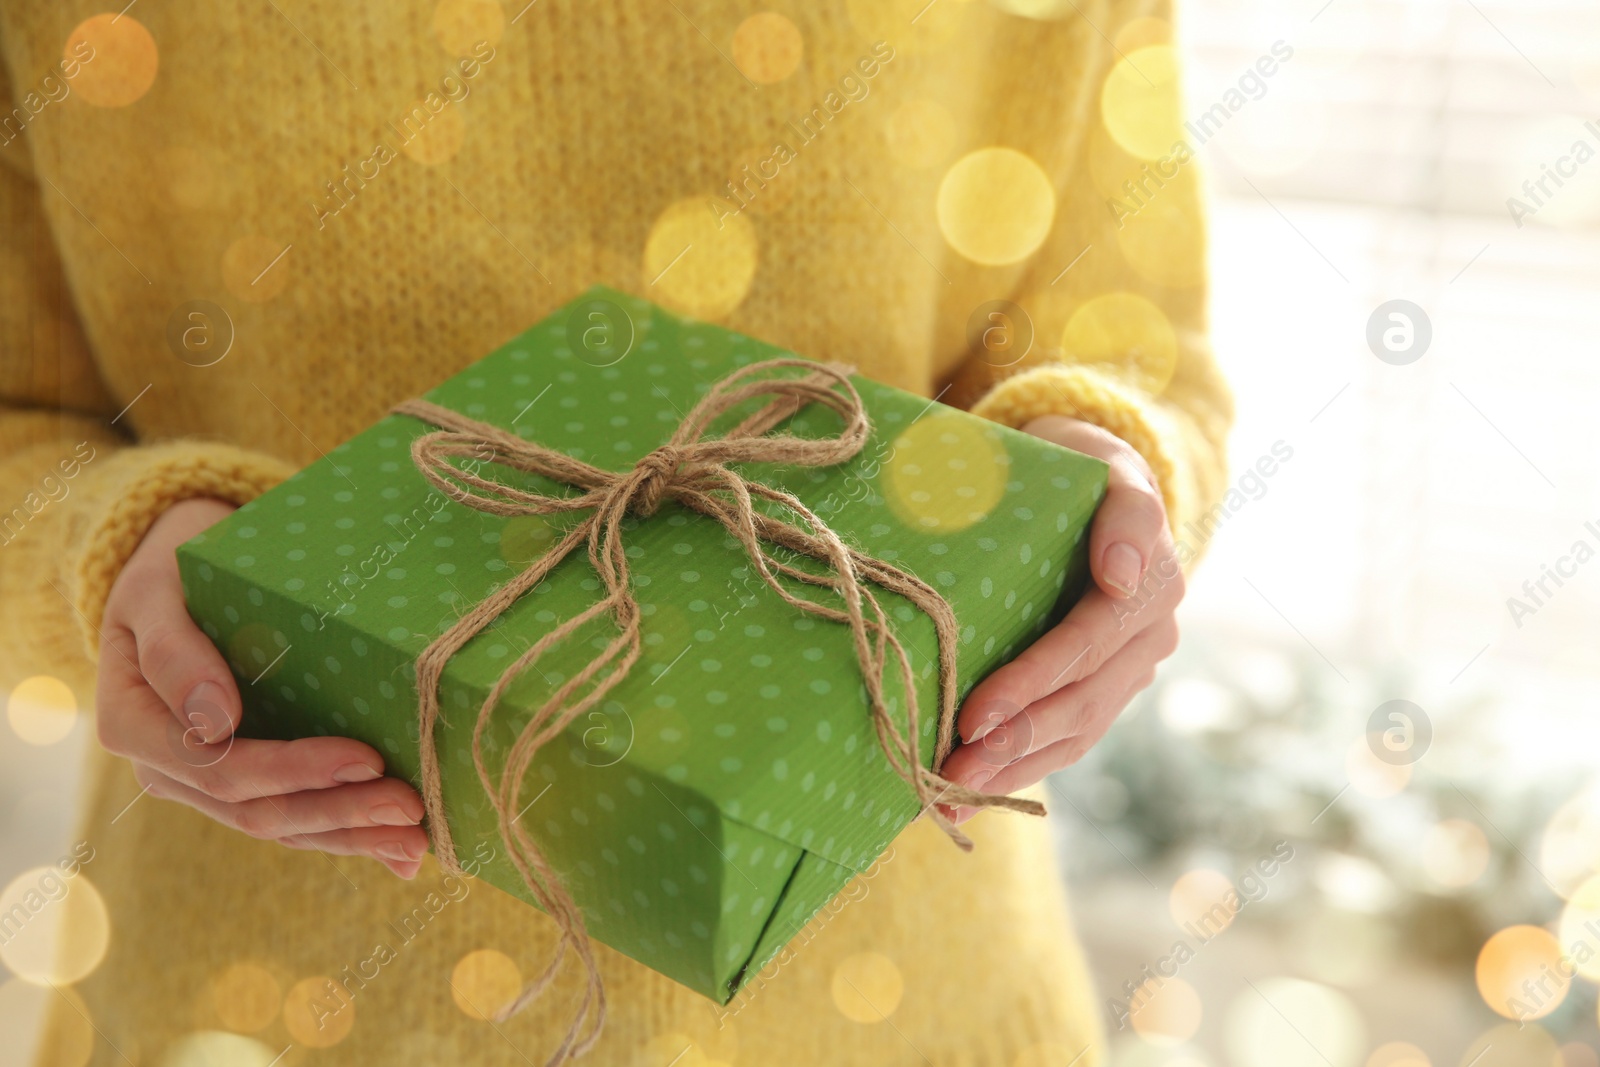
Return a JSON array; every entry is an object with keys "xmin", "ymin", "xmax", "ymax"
[{"xmin": 938, "ymin": 415, "xmax": 1186, "ymax": 822}]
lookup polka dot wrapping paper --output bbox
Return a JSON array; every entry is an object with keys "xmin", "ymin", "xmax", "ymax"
[{"xmin": 175, "ymin": 287, "xmax": 1107, "ymax": 1003}]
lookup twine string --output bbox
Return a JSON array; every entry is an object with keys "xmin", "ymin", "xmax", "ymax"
[{"xmin": 391, "ymin": 358, "xmax": 1045, "ymax": 1063}]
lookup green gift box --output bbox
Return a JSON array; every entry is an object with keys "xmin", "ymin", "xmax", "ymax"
[{"xmin": 176, "ymin": 287, "xmax": 1108, "ymax": 1003}]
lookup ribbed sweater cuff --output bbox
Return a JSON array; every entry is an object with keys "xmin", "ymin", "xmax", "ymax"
[{"xmin": 72, "ymin": 441, "xmax": 295, "ymax": 656}]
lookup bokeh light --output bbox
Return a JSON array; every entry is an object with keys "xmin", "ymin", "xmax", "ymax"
[
  {"xmin": 830, "ymin": 951, "xmax": 903, "ymax": 1022},
  {"xmin": 0, "ymin": 979, "xmax": 93, "ymax": 1067},
  {"xmin": 1474, "ymin": 925, "xmax": 1569, "ymax": 1021},
  {"xmin": 1060, "ymin": 291, "xmax": 1179, "ymax": 394},
  {"xmin": 1114, "ymin": 16, "xmax": 1172, "ymax": 54},
  {"xmin": 1558, "ymin": 875, "xmax": 1600, "ymax": 982},
  {"xmin": 432, "ymin": 0, "xmax": 504, "ymax": 57},
  {"xmin": 0, "ymin": 868, "xmax": 110, "ymax": 985},
  {"xmin": 1100, "ymin": 46, "xmax": 1185, "ymax": 161},
  {"xmin": 936, "ymin": 148, "xmax": 1056, "ymax": 266},
  {"xmin": 1129, "ymin": 976, "xmax": 1203, "ymax": 1045},
  {"xmin": 882, "ymin": 411, "xmax": 1007, "ymax": 533},
  {"xmin": 731, "ymin": 13, "xmax": 803, "ymax": 84},
  {"xmin": 222, "ymin": 235, "xmax": 292, "ymax": 304},
  {"xmin": 1366, "ymin": 1042, "xmax": 1430, "ymax": 1067},
  {"xmin": 282, "ymin": 975, "xmax": 355, "ymax": 1047},
  {"xmin": 400, "ymin": 103, "xmax": 466, "ymax": 165},
  {"xmin": 1456, "ymin": 1023, "xmax": 1560, "ymax": 1067},
  {"xmin": 642, "ymin": 198, "xmax": 759, "ymax": 321},
  {"xmin": 209, "ymin": 961, "xmax": 281, "ymax": 1033},
  {"xmin": 66, "ymin": 14, "xmax": 159, "ymax": 108},
  {"xmin": 1345, "ymin": 735, "xmax": 1411, "ymax": 799},
  {"xmin": 157, "ymin": 1030, "xmax": 282, "ymax": 1067},
  {"xmin": 450, "ymin": 948, "xmax": 523, "ymax": 1019},
  {"xmin": 1169, "ymin": 868, "xmax": 1238, "ymax": 935},
  {"xmin": 1113, "ymin": 168, "xmax": 1205, "ymax": 288},
  {"xmin": 1542, "ymin": 783, "xmax": 1600, "ymax": 899},
  {"xmin": 1420, "ymin": 819, "xmax": 1489, "ymax": 890},
  {"xmin": 6, "ymin": 674, "xmax": 78, "ymax": 746},
  {"xmin": 1224, "ymin": 978, "xmax": 1365, "ymax": 1067},
  {"xmin": 885, "ymin": 99, "xmax": 956, "ymax": 170}
]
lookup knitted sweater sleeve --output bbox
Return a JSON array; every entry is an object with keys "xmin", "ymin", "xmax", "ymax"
[
  {"xmin": 0, "ymin": 131, "xmax": 292, "ymax": 688},
  {"xmin": 941, "ymin": 6, "xmax": 1234, "ymax": 545}
]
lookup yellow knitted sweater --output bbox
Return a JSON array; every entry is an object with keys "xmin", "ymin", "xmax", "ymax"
[{"xmin": 2, "ymin": 2, "xmax": 1230, "ymax": 1064}]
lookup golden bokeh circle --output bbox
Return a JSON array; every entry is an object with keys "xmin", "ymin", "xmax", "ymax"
[
  {"xmin": 401, "ymin": 104, "xmax": 466, "ymax": 165},
  {"xmin": 450, "ymin": 949, "xmax": 523, "ymax": 1020},
  {"xmin": 731, "ymin": 13, "xmax": 804, "ymax": 84},
  {"xmin": 847, "ymin": 0, "xmax": 960, "ymax": 54},
  {"xmin": 1060, "ymin": 291, "xmax": 1179, "ymax": 394},
  {"xmin": 1114, "ymin": 15, "xmax": 1173, "ymax": 54},
  {"xmin": 1475, "ymin": 926, "xmax": 1569, "ymax": 1021},
  {"xmin": 1100, "ymin": 45, "xmax": 1185, "ymax": 162},
  {"xmin": 1169, "ymin": 868, "xmax": 1237, "ymax": 934},
  {"xmin": 66, "ymin": 14, "xmax": 159, "ymax": 108},
  {"xmin": 1457, "ymin": 1023, "xmax": 1560, "ymax": 1067},
  {"xmin": 1129, "ymin": 976, "xmax": 1202, "ymax": 1045},
  {"xmin": 433, "ymin": 0, "xmax": 505, "ymax": 57},
  {"xmin": 886, "ymin": 99, "xmax": 956, "ymax": 170},
  {"xmin": 1559, "ymin": 875, "xmax": 1600, "ymax": 982},
  {"xmin": 0, "ymin": 979, "xmax": 93, "ymax": 1067},
  {"xmin": 642, "ymin": 198, "xmax": 759, "ymax": 321},
  {"xmin": 882, "ymin": 411, "xmax": 1007, "ymax": 533},
  {"xmin": 936, "ymin": 147, "xmax": 1056, "ymax": 266},
  {"xmin": 1345, "ymin": 736, "xmax": 1411, "ymax": 799},
  {"xmin": 0, "ymin": 869, "xmax": 110, "ymax": 985},
  {"xmin": 283, "ymin": 975, "xmax": 355, "ymax": 1047},
  {"xmin": 222, "ymin": 235, "xmax": 292, "ymax": 304},
  {"xmin": 158, "ymin": 1030, "xmax": 284, "ymax": 1067},
  {"xmin": 986, "ymin": 0, "xmax": 1079, "ymax": 19},
  {"xmin": 7, "ymin": 674, "xmax": 77, "ymax": 746},
  {"xmin": 830, "ymin": 952, "xmax": 903, "ymax": 1023},
  {"xmin": 1366, "ymin": 1042, "xmax": 1430, "ymax": 1067},
  {"xmin": 210, "ymin": 962, "xmax": 282, "ymax": 1033},
  {"xmin": 1541, "ymin": 785, "xmax": 1600, "ymax": 899},
  {"xmin": 1224, "ymin": 978, "xmax": 1365, "ymax": 1067},
  {"xmin": 1421, "ymin": 818, "xmax": 1489, "ymax": 890}
]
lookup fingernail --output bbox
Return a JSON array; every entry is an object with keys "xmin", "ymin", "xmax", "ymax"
[
  {"xmin": 1102, "ymin": 542, "xmax": 1143, "ymax": 597},
  {"xmin": 369, "ymin": 804, "xmax": 418, "ymax": 827},
  {"xmin": 375, "ymin": 841, "xmax": 419, "ymax": 862},
  {"xmin": 953, "ymin": 806, "xmax": 978, "ymax": 825},
  {"xmin": 963, "ymin": 768, "xmax": 995, "ymax": 792},
  {"xmin": 183, "ymin": 681, "xmax": 229, "ymax": 743},
  {"xmin": 333, "ymin": 763, "xmax": 382, "ymax": 783}
]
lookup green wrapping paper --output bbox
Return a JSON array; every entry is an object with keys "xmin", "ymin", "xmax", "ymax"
[{"xmin": 176, "ymin": 287, "xmax": 1108, "ymax": 1002}]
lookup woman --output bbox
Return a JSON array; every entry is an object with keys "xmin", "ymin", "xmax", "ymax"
[{"xmin": 4, "ymin": 1, "xmax": 1229, "ymax": 1063}]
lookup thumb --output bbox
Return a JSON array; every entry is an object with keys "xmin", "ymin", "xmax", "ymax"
[
  {"xmin": 1088, "ymin": 454, "xmax": 1167, "ymax": 600},
  {"xmin": 117, "ymin": 500, "xmax": 245, "ymax": 745}
]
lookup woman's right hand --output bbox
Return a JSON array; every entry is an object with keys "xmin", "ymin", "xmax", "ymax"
[{"xmin": 95, "ymin": 497, "xmax": 429, "ymax": 879}]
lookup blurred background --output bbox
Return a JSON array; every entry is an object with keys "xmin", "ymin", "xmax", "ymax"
[
  {"xmin": 3, "ymin": 0, "xmax": 1599, "ymax": 1065},
  {"xmin": 1050, "ymin": 0, "xmax": 1600, "ymax": 1065}
]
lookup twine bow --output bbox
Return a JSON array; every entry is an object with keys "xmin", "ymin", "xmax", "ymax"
[{"xmin": 392, "ymin": 358, "xmax": 1045, "ymax": 1063}]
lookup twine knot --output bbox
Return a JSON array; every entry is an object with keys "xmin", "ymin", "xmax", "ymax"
[
  {"xmin": 390, "ymin": 357, "xmax": 1045, "ymax": 1065},
  {"xmin": 628, "ymin": 443, "xmax": 688, "ymax": 516}
]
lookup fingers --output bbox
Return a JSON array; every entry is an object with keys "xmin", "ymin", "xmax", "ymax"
[
  {"xmin": 943, "ymin": 618, "xmax": 1178, "ymax": 802},
  {"xmin": 956, "ymin": 567, "xmax": 1181, "ymax": 744},
  {"xmin": 134, "ymin": 762, "xmax": 424, "ymax": 836},
  {"xmin": 135, "ymin": 765, "xmax": 429, "ymax": 879},
  {"xmin": 100, "ymin": 691, "xmax": 386, "ymax": 800},
  {"xmin": 280, "ymin": 828, "xmax": 428, "ymax": 880}
]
